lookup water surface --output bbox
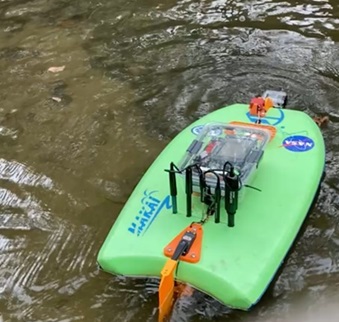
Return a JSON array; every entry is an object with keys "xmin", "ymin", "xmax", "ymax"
[{"xmin": 0, "ymin": 0, "xmax": 339, "ymax": 321}]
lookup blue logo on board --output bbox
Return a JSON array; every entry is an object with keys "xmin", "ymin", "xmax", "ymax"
[
  {"xmin": 191, "ymin": 125, "xmax": 222, "ymax": 136},
  {"xmin": 192, "ymin": 109, "xmax": 285, "ymax": 136},
  {"xmin": 127, "ymin": 190, "xmax": 172, "ymax": 236},
  {"xmin": 246, "ymin": 108, "xmax": 285, "ymax": 125},
  {"xmin": 282, "ymin": 135, "xmax": 315, "ymax": 152}
]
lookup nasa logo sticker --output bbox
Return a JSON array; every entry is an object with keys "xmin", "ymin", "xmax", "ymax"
[
  {"xmin": 282, "ymin": 135, "xmax": 315, "ymax": 152},
  {"xmin": 191, "ymin": 125, "xmax": 222, "ymax": 136}
]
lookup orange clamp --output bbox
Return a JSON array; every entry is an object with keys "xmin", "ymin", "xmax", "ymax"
[
  {"xmin": 158, "ymin": 223, "xmax": 203, "ymax": 322},
  {"xmin": 163, "ymin": 223, "xmax": 203, "ymax": 263},
  {"xmin": 249, "ymin": 96, "xmax": 274, "ymax": 118}
]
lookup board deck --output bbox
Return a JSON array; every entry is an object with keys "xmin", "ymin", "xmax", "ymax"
[{"xmin": 97, "ymin": 104, "xmax": 325, "ymax": 309}]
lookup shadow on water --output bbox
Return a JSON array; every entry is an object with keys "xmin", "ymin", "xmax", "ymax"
[{"xmin": 1, "ymin": 0, "xmax": 339, "ymax": 321}]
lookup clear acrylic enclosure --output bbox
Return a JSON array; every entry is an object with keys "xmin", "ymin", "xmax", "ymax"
[{"xmin": 179, "ymin": 122, "xmax": 271, "ymax": 193}]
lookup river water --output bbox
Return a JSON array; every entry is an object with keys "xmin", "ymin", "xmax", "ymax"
[{"xmin": 1, "ymin": 0, "xmax": 339, "ymax": 321}]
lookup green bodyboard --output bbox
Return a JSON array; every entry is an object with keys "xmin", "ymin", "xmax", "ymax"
[{"xmin": 97, "ymin": 104, "xmax": 325, "ymax": 309}]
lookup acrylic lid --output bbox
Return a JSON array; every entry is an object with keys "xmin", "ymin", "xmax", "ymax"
[{"xmin": 179, "ymin": 122, "xmax": 271, "ymax": 187}]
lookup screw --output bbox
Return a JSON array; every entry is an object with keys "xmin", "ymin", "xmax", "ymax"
[
  {"xmin": 191, "ymin": 253, "xmax": 196, "ymax": 258},
  {"xmin": 167, "ymin": 248, "xmax": 172, "ymax": 252}
]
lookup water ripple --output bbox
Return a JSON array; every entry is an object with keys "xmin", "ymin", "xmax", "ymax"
[
  {"xmin": 1, "ymin": 0, "xmax": 339, "ymax": 321},
  {"xmin": 0, "ymin": 156, "xmax": 100, "ymax": 321},
  {"xmin": 0, "ymin": 158, "xmax": 53, "ymax": 189}
]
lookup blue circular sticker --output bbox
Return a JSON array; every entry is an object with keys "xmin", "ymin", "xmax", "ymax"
[
  {"xmin": 282, "ymin": 135, "xmax": 315, "ymax": 152},
  {"xmin": 191, "ymin": 125, "xmax": 222, "ymax": 136}
]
